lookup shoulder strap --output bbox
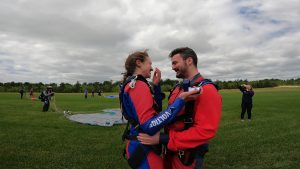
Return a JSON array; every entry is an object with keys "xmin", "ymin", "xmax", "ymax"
[
  {"xmin": 197, "ymin": 79, "xmax": 219, "ymax": 90},
  {"xmin": 120, "ymin": 75, "xmax": 154, "ymax": 141},
  {"xmin": 173, "ymin": 79, "xmax": 219, "ymax": 125},
  {"xmin": 119, "ymin": 75, "xmax": 154, "ymax": 125},
  {"xmin": 168, "ymin": 82, "xmax": 181, "ymax": 100}
]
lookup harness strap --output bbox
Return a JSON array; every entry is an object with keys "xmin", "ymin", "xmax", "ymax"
[
  {"xmin": 122, "ymin": 118, "xmax": 140, "ymax": 142},
  {"xmin": 171, "ymin": 78, "xmax": 219, "ymax": 123},
  {"xmin": 120, "ymin": 75, "xmax": 160, "ymax": 121},
  {"xmin": 120, "ymin": 75, "xmax": 161, "ymax": 169},
  {"xmin": 168, "ymin": 82, "xmax": 180, "ymax": 100},
  {"xmin": 176, "ymin": 144, "xmax": 209, "ymax": 167},
  {"xmin": 167, "ymin": 76, "xmax": 217, "ymax": 167}
]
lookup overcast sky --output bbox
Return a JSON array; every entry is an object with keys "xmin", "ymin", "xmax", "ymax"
[{"xmin": 1, "ymin": 0, "xmax": 300, "ymax": 83}]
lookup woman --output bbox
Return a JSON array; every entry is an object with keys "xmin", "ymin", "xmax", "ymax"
[
  {"xmin": 239, "ymin": 84, "xmax": 254, "ymax": 121},
  {"xmin": 120, "ymin": 50, "xmax": 199, "ymax": 169}
]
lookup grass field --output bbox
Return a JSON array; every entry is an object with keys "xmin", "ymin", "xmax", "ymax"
[{"xmin": 0, "ymin": 88, "xmax": 299, "ymax": 169}]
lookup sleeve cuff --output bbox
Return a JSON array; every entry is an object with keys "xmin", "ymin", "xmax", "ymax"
[{"xmin": 159, "ymin": 133, "xmax": 169, "ymax": 145}]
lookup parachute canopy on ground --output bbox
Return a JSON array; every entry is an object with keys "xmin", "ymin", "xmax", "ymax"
[{"xmin": 66, "ymin": 108, "xmax": 126, "ymax": 127}]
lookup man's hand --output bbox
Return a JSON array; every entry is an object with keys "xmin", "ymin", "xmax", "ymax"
[
  {"xmin": 152, "ymin": 68, "xmax": 161, "ymax": 85},
  {"xmin": 137, "ymin": 131, "xmax": 160, "ymax": 145}
]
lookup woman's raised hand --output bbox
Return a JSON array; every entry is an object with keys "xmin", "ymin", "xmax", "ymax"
[{"xmin": 152, "ymin": 68, "xmax": 161, "ymax": 85}]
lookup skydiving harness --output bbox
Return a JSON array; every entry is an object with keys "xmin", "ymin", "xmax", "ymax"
[
  {"xmin": 167, "ymin": 74, "xmax": 219, "ymax": 168},
  {"xmin": 169, "ymin": 76, "xmax": 219, "ymax": 128},
  {"xmin": 120, "ymin": 75, "xmax": 161, "ymax": 141},
  {"xmin": 119, "ymin": 75, "xmax": 162, "ymax": 169}
]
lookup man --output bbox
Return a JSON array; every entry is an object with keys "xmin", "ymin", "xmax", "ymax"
[
  {"xmin": 138, "ymin": 47, "xmax": 222, "ymax": 169},
  {"xmin": 19, "ymin": 87, "xmax": 24, "ymax": 99},
  {"xmin": 41, "ymin": 86, "xmax": 55, "ymax": 112}
]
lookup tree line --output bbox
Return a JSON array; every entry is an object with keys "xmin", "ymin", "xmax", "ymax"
[{"xmin": 1, "ymin": 78, "xmax": 300, "ymax": 93}]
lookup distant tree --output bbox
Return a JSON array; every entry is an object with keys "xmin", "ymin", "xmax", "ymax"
[
  {"xmin": 102, "ymin": 81, "xmax": 113, "ymax": 92},
  {"xmin": 73, "ymin": 81, "xmax": 81, "ymax": 93},
  {"xmin": 1, "ymin": 78, "xmax": 299, "ymax": 92}
]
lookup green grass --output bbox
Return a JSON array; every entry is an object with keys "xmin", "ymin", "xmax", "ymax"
[
  {"xmin": 1, "ymin": 88, "xmax": 300, "ymax": 169},
  {"xmin": 0, "ymin": 93, "xmax": 126, "ymax": 169},
  {"xmin": 210, "ymin": 88, "xmax": 300, "ymax": 169}
]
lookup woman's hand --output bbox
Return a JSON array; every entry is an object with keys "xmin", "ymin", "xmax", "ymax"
[
  {"xmin": 178, "ymin": 87, "xmax": 202, "ymax": 102},
  {"xmin": 137, "ymin": 131, "xmax": 160, "ymax": 145},
  {"xmin": 152, "ymin": 68, "xmax": 161, "ymax": 85}
]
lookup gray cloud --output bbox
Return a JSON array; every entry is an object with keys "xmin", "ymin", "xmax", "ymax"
[{"xmin": 0, "ymin": 0, "xmax": 299, "ymax": 83}]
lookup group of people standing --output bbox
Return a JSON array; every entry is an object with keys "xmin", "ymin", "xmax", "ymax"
[
  {"xmin": 120, "ymin": 47, "xmax": 222, "ymax": 169},
  {"xmin": 19, "ymin": 87, "xmax": 34, "ymax": 99},
  {"xmin": 84, "ymin": 89, "xmax": 102, "ymax": 99},
  {"xmin": 19, "ymin": 86, "xmax": 54, "ymax": 112}
]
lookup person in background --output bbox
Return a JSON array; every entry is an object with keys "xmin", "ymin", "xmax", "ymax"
[
  {"xmin": 84, "ymin": 88, "xmax": 88, "ymax": 99},
  {"xmin": 42, "ymin": 86, "xmax": 55, "ymax": 112},
  {"xmin": 19, "ymin": 87, "xmax": 24, "ymax": 99},
  {"xmin": 239, "ymin": 84, "xmax": 254, "ymax": 121},
  {"xmin": 91, "ymin": 89, "xmax": 95, "ymax": 97},
  {"xmin": 29, "ymin": 87, "xmax": 34, "ymax": 98}
]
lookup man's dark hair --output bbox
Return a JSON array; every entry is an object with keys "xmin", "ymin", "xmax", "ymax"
[{"xmin": 169, "ymin": 47, "xmax": 198, "ymax": 67}]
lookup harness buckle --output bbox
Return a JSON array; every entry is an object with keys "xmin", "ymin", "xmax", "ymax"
[
  {"xmin": 129, "ymin": 76, "xmax": 138, "ymax": 88},
  {"xmin": 162, "ymin": 145, "xmax": 167, "ymax": 155},
  {"xmin": 178, "ymin": 150, "xmax": 185, "ymax": 158}
]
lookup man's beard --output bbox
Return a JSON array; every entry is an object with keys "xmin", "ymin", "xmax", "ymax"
[
  {"xmin": 175, "ymin": 67, "xmax": 187, "ymax": 79},
  {"xmin": 176, "ymin": 72, "xmax": 184, "ymax": 78}
]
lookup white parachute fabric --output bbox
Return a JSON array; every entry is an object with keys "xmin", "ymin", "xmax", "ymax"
[{"xmin": 67, "ymin": 108, "xmax": 127, "ymax": 126}]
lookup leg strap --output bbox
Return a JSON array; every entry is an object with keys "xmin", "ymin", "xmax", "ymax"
[{"xmin": 177, "ymin": 144, "xmax": 209, "ymax": 167}]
